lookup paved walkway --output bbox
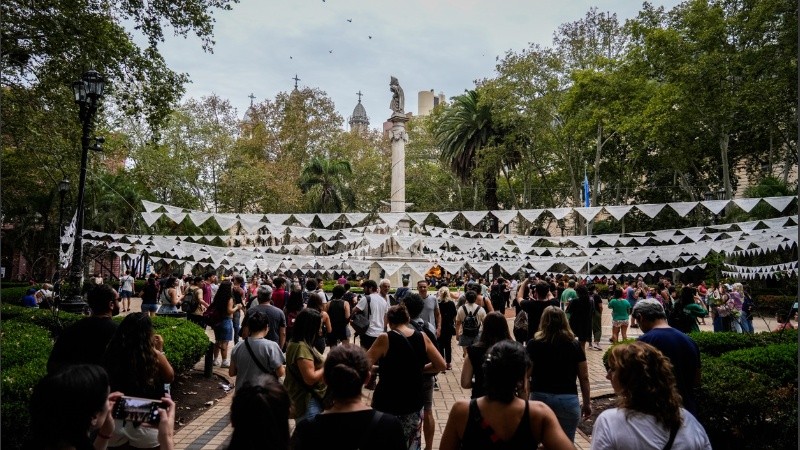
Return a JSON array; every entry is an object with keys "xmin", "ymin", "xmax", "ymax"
[{"xmin": 117, "ymin": 298, "xmax": 779, "ymax": 449}]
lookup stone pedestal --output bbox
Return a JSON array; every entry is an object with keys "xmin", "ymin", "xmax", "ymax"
[{"xmin": 388, "ymin": 113, "xmax": 409, "ymax": 213}]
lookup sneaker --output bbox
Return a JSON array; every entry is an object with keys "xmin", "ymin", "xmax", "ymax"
[
  {"xmin": 213, "ymin": 360, "xmax": 221, "ymax": 367},
  {"xmin": 446, "ymin": 363, "xmax": 452, "ymax": 370},
  {"xmin": 434, "ymin": 379, "xmax": 440, "ymax": 391},
  {"xmin": 221, "ymin": 360, "xmax": 230, "ymax": 368}
]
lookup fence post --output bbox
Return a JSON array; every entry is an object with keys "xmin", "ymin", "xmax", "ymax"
[{"xmin": 204, "ymin": 342, "xmax": 214, "ymax": 378}]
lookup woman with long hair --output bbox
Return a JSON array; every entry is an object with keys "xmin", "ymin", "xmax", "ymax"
[
  {"xmin": 284, "ymin": 290, "xmax": 305, "ymax": 344},
  {"xmin": 284, "ymin": 309, "xmax": 327, "ymax": 421},
  {"xmin": 367, "ymin": 304, "xmax": 446, "ymax": 449},
  {"xmin": 139, "ymin": 274, "xmax": 159, "ymax": 317},
  {"xmin": 441, "ymin": 341, "xmax": 573, "ymax": 450},
  {"xmin": 226, "ymin": 376, "xmax": 291, "ymax": 450},
  {"xmin": 591, "ymin": 342, "xmax": 711, "ymax": 449},
  {"xmin": 291, "ymin": 345, "xmax": 406, "ymax": 450},
  {"xmin": 156, "ymin": 276, "xmax": 182, "ymax": 314},
  {"xmin": 460, "ymin": 311, "xmax": 512, "ymax": 398},
  {"xmin": 103, "ymin": 313, "xmax": 175, "ymax": 448},
  {"xmin": 437, "ymin": 286, "xmax": 457, "ymax": 370},
  {"xmin": 231, "ymin": 275, "xmax": 247, "ymax": 345},
  {"xmin": 526, "ymin": 306, "xmax": 591, "ymax": 441},
  {"xmin": 674, "ymin": 286, "xmax": 708, "ymax": 333},
  {"xmin": 307, "ymin": 292, "xmax": 333, "ymax": 354},
  {"xmin": 28, "ymin": 364, "xmax": 176, "ymax": 450},
  {"xmin": 207, "ymin": 280, "xmax": 242, "ymax": 368}
]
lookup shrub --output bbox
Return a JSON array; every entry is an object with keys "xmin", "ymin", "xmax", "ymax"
[
  {"xmin": 1, "ymin": 304, "xmax": 83, "ymax": 333},
  {"xmin": 0, "ymin": 321, "xmax": 53, "ymax": 367},
  {"xmin": 0, "ymin": 286, "xmax": 34, "ymax": 305},
  {"xmin": 601, "ymin": 338, "xmax": 637, "ymax": 370},
  {"xmin": 151, "ymin": 316, "xmax": 211, "ymax": 374},
  {"xmin": 689, "ymin": 330, "xmax": 798, "ymax": 357},
  {"xmin": 718, "ymin": 343, "xmax": 798, "ymax": 385},
  {"xmin": 698, "ymin": 355, "xmax": 797, "ymax": 449},
  {"xmin": 753, "ymin": 295, "xmax": 796, "ymax": 316}
]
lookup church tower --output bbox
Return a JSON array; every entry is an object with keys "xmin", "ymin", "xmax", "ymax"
[{"xmin": 348, "ymin": 91, "xmax": 369, "ymax": 134}]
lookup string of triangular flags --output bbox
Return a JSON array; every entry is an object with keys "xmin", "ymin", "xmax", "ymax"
[
  {"xmin": 722, "ymin": 261, "xmax": 798, "ymax": 280},
  {"xmin": 138, "ymin": 196, "xmax": 797, "ymax": 231}
]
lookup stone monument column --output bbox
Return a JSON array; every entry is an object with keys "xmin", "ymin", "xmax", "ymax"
[{"xmin": 388, "ymin": 76, "xmax": 408, "ymax": 213}]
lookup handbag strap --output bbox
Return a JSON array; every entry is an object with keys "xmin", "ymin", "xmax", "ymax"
[
  {"xmin": 662, "ymin": 424, "xmax": 679, "ymax": 450},
  {"xmin": 244, "ymin": 338, "xmax": 271, "ymax": 374}
]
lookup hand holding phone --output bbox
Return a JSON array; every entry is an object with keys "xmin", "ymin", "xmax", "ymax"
[{"xmin": 112, "ymin": 396, "xmax": 165, "ymax": 426}]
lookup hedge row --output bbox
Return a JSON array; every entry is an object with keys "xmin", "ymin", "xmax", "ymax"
[
  {"xmin": 699, "ymin": 354, "xmax": 797, "ymax": 449},
  {"xmin": 754, "ymin": 295, "xmax": 796, "ymax": 316},
  {"xmin": 0, "ymin": 305, "xmax": 210, "ymax": 450},
  {"xmin": 689, "ymin": 329, "xmax": 797, "ymax": 357}
]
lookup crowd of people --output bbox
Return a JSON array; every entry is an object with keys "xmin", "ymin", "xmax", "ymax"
[{"xmin": 35, "ymin": 267, "xmax": 780, "ymax": 450}]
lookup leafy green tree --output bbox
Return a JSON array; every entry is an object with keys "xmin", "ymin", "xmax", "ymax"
[{"xmin": 298, "ymin": 157, "xmax": 355, "ymax": 213}]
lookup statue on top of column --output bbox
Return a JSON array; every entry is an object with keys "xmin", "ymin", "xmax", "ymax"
[{"xmin": 389, "ymin": 76, "xmax": 405, "ymax": 115}]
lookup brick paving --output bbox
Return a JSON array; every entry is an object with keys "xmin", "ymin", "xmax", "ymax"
[{"xmin": 118, "ymin": 298, "xmax": 779, "ymax": 449}]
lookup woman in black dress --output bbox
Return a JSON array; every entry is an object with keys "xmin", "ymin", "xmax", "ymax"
[{"xmin": 437, "ymin": 286, "xmax": 457, "ymax": 370}]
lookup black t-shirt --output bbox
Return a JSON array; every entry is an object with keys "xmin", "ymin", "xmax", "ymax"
[
  {"xmin": 520, "ymin": 299, "xmax": 559, "ymax": 337},
  {"xmin": 47, "ymin": 317, "xmax": 118, "ymax": 373},
  {"xmin": 245, "ymin": 304, "xmax": 286, "ymax": 344},
  {"xmin": 526, "ymin": 338, "xmax": 585, "ymax": 395},
  {"xmin": 292, "ymin": 409, "xmax": 406, "ymax": 450}
]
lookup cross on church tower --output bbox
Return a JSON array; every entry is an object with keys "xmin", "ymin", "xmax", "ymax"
[
  {"xmin": 248, "ymin": 93, "xmax": 256, "ymax": 107},
  {"xmin": 292, "ymin": 74, "xmax": 301, "ymax": 90},
  {"xmin": 356, "ymin": 90, "xmax": 363, "ymax": 103}
]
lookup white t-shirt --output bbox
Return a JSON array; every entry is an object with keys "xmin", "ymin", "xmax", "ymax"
[
  {"xmin": 120, "ymin": 275, "xmax": 135, "ymax": 292},
  {"xmin": 356, "ymin": 293, "xmax": 389, "ymax": 338},
  {"xmin": 420, "ymin": 294, "xmax": 439, "ymax": 334},
  {"xmin": 591, "ymin": 408, "xmax": 711, "ymax": 450},
  {"xmin": 455, "ymin": 302, "xmax": 486, "ymax": 324}
]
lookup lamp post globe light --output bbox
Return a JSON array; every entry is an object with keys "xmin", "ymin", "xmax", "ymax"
[{"xmin": 63, "ymin": 70, "xmax": 106, "ymax": 313}]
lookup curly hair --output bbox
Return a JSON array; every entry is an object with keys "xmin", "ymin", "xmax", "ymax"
[
  {"xmin": 103, "ymin": 313, "xmax": 160, "ymax": 395},
  {"xmin": 607, "ymin": 342, "xmax": 683, "ymax": 431}
]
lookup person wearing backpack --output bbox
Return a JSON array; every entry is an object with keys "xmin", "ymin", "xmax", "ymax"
[
  {"xmin": 456, "ymin": 290, "xmax": 486, "ymax": 357},
  {"xmin": 185, "ymin": 276, "xmax": 209, "ymax": 328}
]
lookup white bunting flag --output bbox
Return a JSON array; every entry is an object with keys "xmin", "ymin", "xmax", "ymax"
[
  {"xmin": 763, "ymin": 196, "xmax": 795, "ymax": 212},
  {"xmin": 574, "ymin": 207, "xmax": 604, "ymax": 222},
  {"xmin": 164, "ymin": 213, "xmax": 187, "ymax": 224},
  {"xmin": 141, "ymin": 212, "xmax": 162, "ymax": 227},
  {"xmin": 604, "ymin": 205, "xmax": 633, "ymax": 221},
  {"xmin": 547, "ymin": 207, "xmax": 573, "ymax": 220},
  {"xmin": 667, "ymin": 202, "xmax": 698, "ymax": 217},
  {"xmin": 378, "ymin": 213, "xmax": 407, "ymax": 228},
  {"xmin": 316, "ymin": 213, "xmax": 342, "ymax": 228},
  {"xmin": 732, "ymin": 198, "xmax": 762, "ymax": 212},
  {"xmin": 406, "ymin": 261, "xmax": 435, "ymax": 276},
  {"xmin": 635, "ymin": 204, "xmax": 666, "ymax": 218},
  {"xmin": 434, "ymin": 211, "xmax": 459, "ymax": 225},
  {"xmin": 292, "ymin": 214, "xmax": 315, "ymax": 227},
  {"xmin": 461, "ymin": 210, "xmax": 489, "ymax": 227},
  {"xmin": 699, "ymin": 200, "xmax": 729, "ymax": 215},
  {"xmin": 344, "ymin": 213, "xmax": 368, "ymax": 225},
  {"xmin": 141, "ymin": 200, "xmax": 162, "ymax": 212},
  {"xmin": 377, "ymin": 261, "xmax": 405, "ymax": 277},
  {"xmin": 188, "ymin": 212, "xmax": 212, "ymax": 226},
  {"xmin": 467, "ymin": 261, "xmax": 495, "ymax": 275},
  {"xmin": 266, "ymin": 214, "xmax": 291, "ymax": 225},
  {"xmin": 406, "ymin": 212, "xmax": 430, "ymax": 225},
  {"xmin": 438, "ymin": 261, "xmax": 465, "ymax": 275},
  {"xmin": 518, "ymin": 209, "xmax": 545, "ymax": 223},
  {"xmin": 491, "ymin": 210, "xmax": 519, "ymax": 225}
]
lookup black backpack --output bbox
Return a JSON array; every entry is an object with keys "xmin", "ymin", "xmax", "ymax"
[
  {"xmin": 668, "ymin": 305, "xmax": 695, "ymax": 333},
  {"xmin": 181, "ymin": 288, "xmax": 199, "ymax": 313},
  {"xmin": 461, "ymin": 305, "xmax": 482, "ymax": 337}
]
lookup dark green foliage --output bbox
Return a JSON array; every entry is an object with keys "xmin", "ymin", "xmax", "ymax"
[
  {"xmin": 698, "ymin": 356, "xmax": 797, "ymax": 450},
  {"xmin": 689, "ymin": 330, "xmax": 798, "ymax": 357},
  {"xmin": 0, "ymin": 286, "xmax": 33, "ymax": 305},
  {"xmin": 0, "ymin": 308, "xmax": 209, "ymax": 450},
  {"xmin": 752, "ymin": 295, "xmax": 796, "ymax": 316},
  {"xmin": 718, "ymin": 343, "xmax": 798, "ymax": 385}
]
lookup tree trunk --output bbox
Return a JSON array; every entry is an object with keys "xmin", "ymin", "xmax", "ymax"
[
  {"xmin": 719, "ymin": 133, "xmax": 732, "ymax": 199},
  {"xmin": 484, "ymin": 173, "xmax": 499, "ymax": 233}
]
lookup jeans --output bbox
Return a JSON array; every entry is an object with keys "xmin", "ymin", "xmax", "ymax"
[
  {"xmin": 232, "ymin": 310, "xmax": 241, "ymax": 344},
  {"xmin": 740, "ymin": 317, "xmax": 754, "ymax": 334},
  {"xmin": 303, "ymin": 396, "xmax": 323, "ymax": 421},
  {"xmin": 531, "ymin": 392, "xmax": 580, "ymax": 441}
]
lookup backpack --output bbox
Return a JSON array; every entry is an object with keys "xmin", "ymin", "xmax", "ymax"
[
  {"xmin": 181, "ymin": 288, "xmax": 199, "ymax": 313},
  {"xmin": 513, "ymin": 309, "xmax": 528, "ymax": 332},
  {"xmin": 461, "ymin": 305, "xmax": 481, "ymax": 337},
  {"xmin": 668, "ymin": 306, "xmax": 695, "ymax": 333}
]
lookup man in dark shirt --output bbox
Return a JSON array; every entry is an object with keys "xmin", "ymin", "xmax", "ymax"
[
  {"xmin": 242, "ymin": 285, "xmax": 286, "ymax": 348},
  {"xmin": 634, "ymin": 299, "xmax": 702, "ymax": 416},
  {"xmin": 47, "ymin": 284, "xmax": 120, "ymax": 373},
  {"xmin": 521, "ymin": 281, "xmax": 560, "ymax": 340}
]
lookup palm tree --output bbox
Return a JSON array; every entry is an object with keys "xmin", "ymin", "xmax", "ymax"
[
  {"xmin": 298, "ymin": 157, "xmax": 356, "ymax": 213},
  {"xmin": 434, "ymin": 89, "xmax": 510, "ymax": 232}
]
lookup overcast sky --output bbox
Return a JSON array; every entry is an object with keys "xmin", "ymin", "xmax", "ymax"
[{"xmin": 155, "ymin": 0, "xmax": 682, "ymax": 129}]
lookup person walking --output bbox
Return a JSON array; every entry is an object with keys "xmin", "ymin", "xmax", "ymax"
[{"xmin": 436, "ymin": 286, "xmax": 457, "ymax": 370}]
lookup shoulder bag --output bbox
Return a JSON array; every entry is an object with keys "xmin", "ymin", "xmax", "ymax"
[{"xmin": 351, "ymin": 295, "xmax": 371, "ymax": 335}]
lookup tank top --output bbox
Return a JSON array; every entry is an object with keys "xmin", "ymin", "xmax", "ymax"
[
  {"xmin": 462, "ymin": 399, "xmax": 537, "ymax": 450},
  {"xmin": 372, "ymin": 329, "xmax": 427, "ymax": 415}
]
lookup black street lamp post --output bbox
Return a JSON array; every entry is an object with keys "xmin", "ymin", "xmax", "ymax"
[{"xmin": 63, "ymin": 70, "xmax": 106, "ymax": 313}]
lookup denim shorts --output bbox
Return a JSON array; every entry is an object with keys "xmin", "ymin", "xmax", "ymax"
[
  {"xmin": 141, "ymin": 303, "xmax": 159, "ymax": 313},
  {"xmin": 530, "ymin": 392, "xmax": 580, "ymax": 441},
  {"xmin": 214, "ymin": 317, "xmax": 233, "ymax": 342}
]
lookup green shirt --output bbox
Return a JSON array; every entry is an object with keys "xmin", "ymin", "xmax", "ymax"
[
  {"xmin": 683, "ymin": 303, "xmax": 709, "ymax": 333},
  {"xmin": 284, "ymin": 341, "xmax": 326, "ymax": 419},
  {"xmin": 560, "ymin": 288, "xmax": 577, "ymax": 304},
  {"xmin": 608, "ymin": 298, "xmax": 632, "ymax": 321}
]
